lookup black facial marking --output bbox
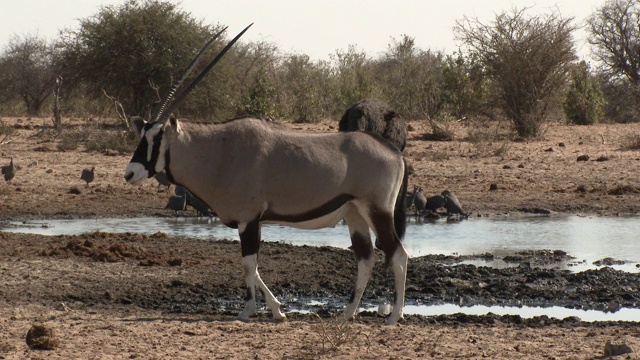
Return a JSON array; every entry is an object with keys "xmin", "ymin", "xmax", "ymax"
[
  {"xmin": 129, "ymin": 123, "xmax": 164, "ymax": 177},
  {"xmin": 146, "ymin": 129, "xmax": 164, "ymax": 178},
  {"xmin": 164, "ymin": 149, "xmax": 175, "ymax": 183},
  {"xmin": 129, "ymin": 134, "xmax": 150, "ymax": 165},
  {"xmin": 261, "ymin": 194, "xmax": 355, "ymax": 223}
]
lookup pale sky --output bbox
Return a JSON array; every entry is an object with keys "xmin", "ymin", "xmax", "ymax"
[{"xmin": 0, "ymin": 0, "xmax": 605, "ymax": 61}]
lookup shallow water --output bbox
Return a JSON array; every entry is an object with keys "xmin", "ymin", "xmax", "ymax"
[
  {"xmin": 290, "ymin": 300, "xmax": 640, "ymax": 322},
  {"xmin": 4, "ymin": 214, "xmax": 639, "ymax": 272},
  {"xmin": 382, "ymin": 304, "xmax": 640, "ymax": 322},
  {"xmin": 4, "ymin": 214, "xmax": 640, "ymax": 322}
]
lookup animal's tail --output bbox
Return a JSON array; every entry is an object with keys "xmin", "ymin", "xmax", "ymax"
[{"xmin": 393, "ymin": 157, "xmax": 409, "ymax": 241}]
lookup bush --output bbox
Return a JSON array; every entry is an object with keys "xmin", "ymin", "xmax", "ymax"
[
  {"xmin": 456, "ymin": 8, "xmax": 576, "ymax": 138},
  {"xmin": 85, "ymin": 130, "xmax": 138, "ymax": 154},
  {"xmin": 563, "ymin": 61, "xmax": 605, "ymax": 125}
]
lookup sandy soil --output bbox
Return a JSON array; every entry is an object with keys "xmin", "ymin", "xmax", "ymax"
[{"xmin": 1, "ymin": 116, "xmax": 640, "ymax": 359}]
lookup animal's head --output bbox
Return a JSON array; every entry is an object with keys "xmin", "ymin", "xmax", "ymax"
[{"xmin": 124, "ymin": 24, "xmax": 252, "ymax": 185}]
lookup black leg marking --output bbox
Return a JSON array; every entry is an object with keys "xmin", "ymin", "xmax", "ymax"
[
  {"xmin": 240, "ymin": 218, "xmax": 261, "ymax": 257},
  {"xmin": 369, "ymin": 208, "xmax": 400, "ymax": 264},
  {"xmin": 350, "ymin": 231, "xmax": 372, "ymax": 261},
  {"xmin": 245, "ymin": 286, "xmax": 252, "ymax": 301}
]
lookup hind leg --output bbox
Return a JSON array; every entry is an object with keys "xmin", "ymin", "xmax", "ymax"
[
  {"xmin": 343, "ymin": 207, "xmax": 376, "ymax": 320},
  {"xmin": 369, "ymin": 210, "xmax": 408, "ymax": 325}
]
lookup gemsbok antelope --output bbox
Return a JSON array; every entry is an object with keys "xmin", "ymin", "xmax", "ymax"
[{"xmin": 123, "ymin": 24, "xmax": 409, "ymax": 325}]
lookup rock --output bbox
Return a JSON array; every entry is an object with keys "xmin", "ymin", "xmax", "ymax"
[
  {"xmin": 502, "ymin": 165, "xmax": 512, "ymax": 169},
  {"xmin": 577, "ymin": 154, "xmax": 590, "ymax": 161},
  {"xmin": 558, "ymin": 142, "xmax": 565, "ymax": 147},
  {"xmin": 604, "ymin": 339, "xmax": 633, "ymax": 357},
  {"xmin": 26, "ymin": 324, "xmax": 59, "ymax": 350},
  {"xmin": 489, "ymin": 183, "xmax": 499, "ymax": 191},
  {"xmin": 595, "ymin": 155, "xmax": 609, "ymax": 162}
]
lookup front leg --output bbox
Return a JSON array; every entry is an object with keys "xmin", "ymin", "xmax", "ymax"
[
  {"xmin": 238, "ymin": 220, "xmax": 285, "ymax": 321},
  {"xmin": 239, "ymin": 254, "xmax": 258, "ymax": 321}
]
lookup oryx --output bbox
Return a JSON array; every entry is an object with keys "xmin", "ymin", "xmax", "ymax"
[{"xmin": 123, "ymin": 25, "xmax": 409, "ymax": 325}]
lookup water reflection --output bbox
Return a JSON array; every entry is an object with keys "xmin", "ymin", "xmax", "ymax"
[
  {"xmin": 3, "ymin": 214, "xmax": 640, "ymax": 272},
  {"xmin": 382, "ymin": 304, "xmax": 640, "ymax": 322}
]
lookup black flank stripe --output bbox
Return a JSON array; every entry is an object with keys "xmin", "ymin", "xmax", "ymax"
[{"xmin": 261, "ymin": 194, "xmax": 354, "ymax": 223}]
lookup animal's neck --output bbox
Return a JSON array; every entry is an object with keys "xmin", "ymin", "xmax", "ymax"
[{"xmin": 164, "ymin": 123, "xmax": 223, "ymax": 199}]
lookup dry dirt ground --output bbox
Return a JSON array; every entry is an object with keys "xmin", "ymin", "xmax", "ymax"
[{"xmin": 1, "ymin": 117, "xmax": 640, "ymax": 359}]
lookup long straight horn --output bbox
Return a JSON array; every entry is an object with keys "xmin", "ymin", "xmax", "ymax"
[
  {"xmin": 157, "ymin": 23, "xmax": 254, "ymax": 123},
  {"xmin": 152, "ymin": 26, "xmax": 228, "ymax": 123}
]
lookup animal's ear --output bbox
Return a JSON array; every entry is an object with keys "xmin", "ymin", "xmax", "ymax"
[{"xmin": 130, "ymin": 116, "xmax": 146, "ymax": 137}]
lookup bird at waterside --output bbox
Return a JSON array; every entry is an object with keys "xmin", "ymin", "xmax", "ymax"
[
  {"xmin": 165, "ymin": 195, "xmax": 187, "ymax": 216},
  {"xmin": 154, "ymin": 171, "xmax": 172, "ymax": 192}
]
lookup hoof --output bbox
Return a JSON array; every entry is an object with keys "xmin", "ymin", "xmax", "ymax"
[
  {"xmin": 272, "ymin": 311, "xmax": 287, "ymax": 321},
  {"xmin": 385, "ymin": 311, "xmax": 403, "ymax": 326}
]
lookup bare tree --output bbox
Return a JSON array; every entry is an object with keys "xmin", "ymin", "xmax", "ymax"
[
  {"xmin": 455, "ymin": 8, "xmax": 576, "ymax": 137},
  {"xmin": 587, "ymin": 0, "xmax": 640, "ymax": 83},
  {"xmin": 587, "ymin": 0, "xmax": 640, "ymax": 122},
  {"xmin": 0, "ymin": 34, "xmax": 57, "ymax": 115}
]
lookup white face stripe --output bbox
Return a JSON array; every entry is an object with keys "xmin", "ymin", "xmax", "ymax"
[
  {"xmin": 155, "ymin": 133, "xmax": 169, "ymax": 173},
  {"xmin": 143, "ymin": 124, "xmax": 164, "ymax": 163}
]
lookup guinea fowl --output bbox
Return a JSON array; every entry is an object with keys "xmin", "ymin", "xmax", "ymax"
[
  {"xmin": 154, "ymin": 171, "xmax": 172, "ymax": 192},
  {"xmin": 165, "ymin": 195, "xmax": 187, "ymax": 216},
  {"xmin": 80, "ymin": 166, "xmax": 95, "ymax": 188},
  {"xmin": 1, "ymin": 157, "xmax": 16, "ymax": 183}
]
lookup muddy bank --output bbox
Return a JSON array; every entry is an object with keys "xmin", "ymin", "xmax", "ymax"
[{"xmin": 2, "ymin": 231, "xmax": 639, "ymax": 325}]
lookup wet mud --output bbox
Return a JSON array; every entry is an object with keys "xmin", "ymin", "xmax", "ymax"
[{"xmin": 2, "ymin": 231, "xmax": 638, "ymax": 327}]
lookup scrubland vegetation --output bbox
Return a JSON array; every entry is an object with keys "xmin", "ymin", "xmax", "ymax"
[{"xmin": 0, "ymin": 0, "xmax": 639, "ymax": 140}]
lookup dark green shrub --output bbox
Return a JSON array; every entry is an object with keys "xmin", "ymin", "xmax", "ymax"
[
  {"xmin": 563, "ymin": 61, "xmax": 605, "ymax": 125},
  {"xmin": 241, "ymin": 70, "xmax": 277, "ymax": 118}
]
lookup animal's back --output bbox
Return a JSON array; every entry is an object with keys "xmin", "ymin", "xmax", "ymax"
[{"xmin": 169, "ymin": 118, "xmax": 404, "ymax": 223}]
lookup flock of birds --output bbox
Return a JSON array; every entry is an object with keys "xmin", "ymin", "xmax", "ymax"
[
  {"xmin": 405, "ymin": 185, "xmax": 468, "ymax": 221},
  {"xmin": 162, "ymin": 173, "xmax": 216, "ymax": 218}
]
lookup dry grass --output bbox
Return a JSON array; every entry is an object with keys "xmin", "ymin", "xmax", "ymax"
[
  {"xmin": 308, "ymin": 314, "xmax": 371, "ymax": 356},
  {"xmin": 622, "ymin": 133, "xmax": 640, "ymax": 150}
]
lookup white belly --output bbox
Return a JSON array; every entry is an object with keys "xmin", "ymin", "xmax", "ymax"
[{"xmin": 262, "ymin": 204, "xmax": 349, "ymax": 230}]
